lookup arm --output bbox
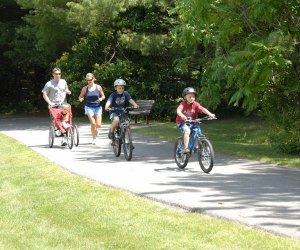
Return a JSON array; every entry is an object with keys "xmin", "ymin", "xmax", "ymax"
[
  {"xmin": 129, "ymin": 99, "xmax": 139, "ymax": 109},
  {"xmin": 98, "ymin": 85, "xmax": 105, "ymax": 102},
  {"xmin": 105, "ymin": 100, "xmax": 111, "ymax": 111},
  {"xmin": 202, "ymin": 108, "xmax": 215, "ymax": 118},
  {"xmin": 65, "ymin": 87, "xmax": 71, "ymax": 95},
  {"xmin": 43, "ymin": 92, "xmax": 54, "ymax": 106},
  {"xmin": 78, "ymin": 87, "xmax": 86, "ymax": 102},
  {"xmin": 65, "ymin": 82, "xmax": 71, "ymax": 95},
  {"xmin": 177, "ymin": 106, "xmax": 187, "ymax": 121}
]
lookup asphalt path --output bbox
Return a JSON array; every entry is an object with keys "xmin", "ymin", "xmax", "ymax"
[{"xmin": 1, "ymin": 115, "xmax": 300, "ymax": 239}]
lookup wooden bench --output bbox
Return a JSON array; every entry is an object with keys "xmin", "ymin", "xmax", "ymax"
[{"xmin": 129, "ymin": 100, "xmax": 155, "ymax": 124}]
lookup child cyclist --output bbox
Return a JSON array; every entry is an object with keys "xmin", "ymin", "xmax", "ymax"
[
  {"xmin": 176, "ymin": 87, "xmax": 215, "ymax": 154},
  {"xmin": 105, "ymin": 79, "xmax": 139, "ymax": 139}
]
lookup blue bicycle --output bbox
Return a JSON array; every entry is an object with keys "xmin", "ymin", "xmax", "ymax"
[{"xmin": 174, "ymin": 116, "xmax": 217, "ymax": 173}]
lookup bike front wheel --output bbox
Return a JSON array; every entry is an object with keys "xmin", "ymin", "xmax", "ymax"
[
  {"xmin": 123, "ymin": 127, "xmax": 133, "ymax": 161},
  {"xmin": 48, "ymin": 125, "xmax": 55, "ymax": 148},
  {"xmin": 113, "ymin": 129, "xmax": 121, "ymax": 157},
  {"xmin": 197, "ymin": 138, "xmax": 214, "ymax": 173},
  {"xmin": 66, "ymin": 127, "xmax": 74, "ymax": 149},
  {"xmin": 72, "ymin": 124, "xmax": 79, "ymax": 147},
  {"xmin": 174, "ymin": 137, "xmax": 189, "ymax": 169}
]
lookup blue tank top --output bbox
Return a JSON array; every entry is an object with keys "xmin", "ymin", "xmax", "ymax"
[{"xmin": 85, "ymin": 85, "xmax": 101, "ymax": 107}]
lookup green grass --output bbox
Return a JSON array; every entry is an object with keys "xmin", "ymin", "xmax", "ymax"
[
  {"xmin": 133, "ymin": 117, "xmax": 300, "ymax": 168},
  {"xmin": 1, "ymin": 133, "xmax": 300, "ymax": 249}
]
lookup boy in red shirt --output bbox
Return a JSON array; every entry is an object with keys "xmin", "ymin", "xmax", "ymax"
[
  {"xmin": 176, "ymin": 87, "xmax": 215, "ymax": 154},
  {"xmin": 55, "ymin": 103, "xmax": 71, "ymax": 134}
]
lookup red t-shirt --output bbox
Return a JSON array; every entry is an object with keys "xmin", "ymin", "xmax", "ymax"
[{"xmin": 176, "ymin": 101, "xmax": 204, "ymax": 124}]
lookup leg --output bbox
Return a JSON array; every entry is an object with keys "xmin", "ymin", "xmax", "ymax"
[
  {"xmin": 85, "ymin": 106, "xmax": 97, "ymax": 143},
  {"xmin": 108, "ymin": 113, "xmax": 119, "ymax": 139},
  {"xmin": 62, "ymin": 121, "xmax": 70, "ymax": 133},
  {"xmin": 56, "ymin": 120, "xmax": 66, "ymax": 134},
  {"xmin": 95, "ymin": 114, "xmax": 102, "ymax": 136},
  {"xmin": 87, "ymin": 113, "xmax": 97, "ymax": 140},
  {"xmin": 95, "ymin": 106, "xmax": 102, "ymax": 136},
  {"xmin": 111, "ymin": 119, "xmax": 119, "ymax": 133},
  {"xmin": 183, "ymin": 126, "xmax": 191, "ymax": 153}
]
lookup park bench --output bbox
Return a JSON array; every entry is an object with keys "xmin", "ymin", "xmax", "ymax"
[{"xmin": 129, "ymin": 99, "xmax": 155, "ymax": 124}]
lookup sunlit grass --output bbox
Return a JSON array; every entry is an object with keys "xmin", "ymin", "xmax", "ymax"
[
  {"xmin": 0, "ymin": 133, "xmax": 299, "ymax": 249},
  {"xmin": 133, "ymin": 117, "xmax": 300, "ymax": 168}
]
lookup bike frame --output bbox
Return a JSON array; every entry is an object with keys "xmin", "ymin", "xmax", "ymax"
[
  {"xmin": 188, "ymin": 123, "xmax": 203, "ymax": 154},
  {"xmin": 110, "ymin": 107, "xmax": 134, "ymax": 160}
]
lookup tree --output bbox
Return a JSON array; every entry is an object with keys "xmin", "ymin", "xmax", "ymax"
[
  {"xmin": 58, "ymin": 0, "xmax": 187, "ymax": 119},
  {"xmin": 173, "ymin": 0, "xmax": 300, "ymax": 154}
]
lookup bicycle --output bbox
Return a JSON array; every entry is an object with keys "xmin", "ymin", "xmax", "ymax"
[
  {"xmin": 174, "ymin": 116, "xmax": 217, "ymax": 173},
  {"xmin": 110, "ymin": 107, "xmax": 134, "ymax": 161},
  {"xmin": 48, "ymin": 104, "xmax": 79, "ymax": 149}
]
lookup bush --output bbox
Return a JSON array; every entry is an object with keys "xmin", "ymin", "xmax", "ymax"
[{"xmin": 263, "ymin": 92, "xmax": 300, "ymax": 155}]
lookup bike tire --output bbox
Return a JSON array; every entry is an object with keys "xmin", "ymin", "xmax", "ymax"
[
  {"xmin": 123, "ymin": 127, "xmax": 133, "ymax": 161},
  {"xmin": 72, "ymin": 124, "xmax": 79, "ymax": 147},
  {"xmin": 49, "ymin": 125, "xmax": 55, "ymax": 148},
  {"xmin": 197, "ymin": 138, "xmax": 214, "ymax": 173},
  {"xmin": 174, "ymin": 137, "xmax": 189, "ymax": 169},
  {"xmin": 66, "ymin": 127, "xmax": 74, "ymax": 149},
  {"xmin": 113, "ymin": 129, "xmax": 121, "ymax": 157}
]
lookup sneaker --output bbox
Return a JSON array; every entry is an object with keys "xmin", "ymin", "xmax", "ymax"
[
  {"xmin": 108, "ymin": 131, "xmax": 114, "ymax": 139},
  {"xmin": 92, "ymin": 139, "xmax": 96, "ymax": 145},
  {"xmin": 183, "ymin": 148, "xmax": 190, "ymax": 154},
  {"xmin": 61, "ymin": 141, "xmax": 67, "ymax": 146}
]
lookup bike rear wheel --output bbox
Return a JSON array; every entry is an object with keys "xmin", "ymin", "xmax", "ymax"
[
  {"xmin": 174, "ymin": 137, "xmax": 189, "ymax": 169},
  {"xmin": 72, "ymin": 124, "xmax": 79, "ymax": 147},
  {"xmin": 66, "ymin": 127, "xmax": 74, "ymax": 149},
  {"xmin": 197, "ymin": 138, "xmax": 214, "ymax": 173},
  {"xmin": 113, "ymin": 129, "xmax": 121, "ymax": 157},
  {"xmin": 123, "ymin": 127, "xmax": 133, "ymax": 161},
  {"xmin": 49, "ymin": 125, "xmax": 55, "ymax": 148}
]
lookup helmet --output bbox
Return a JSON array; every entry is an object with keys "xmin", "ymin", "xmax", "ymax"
[
  {"xmin": 182, "ymin": 87, "xmax": 197, "ymax": 98},
  {"xmin": 114, "ymin": 79, "xmax": 126, "ymax": 87}
]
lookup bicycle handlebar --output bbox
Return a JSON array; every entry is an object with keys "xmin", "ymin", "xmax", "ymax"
[
  {"xmin": 109, "ymin": 107, "xmax": 136, "ymax": 112},
  {"xmin": 185, "ymin": 116, "xmax": 217, "ymax": 123},
  {"xmin": 48, "ymin": 103, "xmax": 65, "ymax": 109}
]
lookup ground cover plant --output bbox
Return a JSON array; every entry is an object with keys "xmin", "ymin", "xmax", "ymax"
[{"xmin": 0, "ymin": 133, "xmax": 300, "ymax": 249}]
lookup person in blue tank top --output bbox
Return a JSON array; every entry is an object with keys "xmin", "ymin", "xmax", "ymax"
[
  {"xmin": 78, "ymin": 73, "xmax": 105, "ymax": 145},
  {"xmin": 105, "ymin": 78, "xmax": 138, "ymax": 139}
]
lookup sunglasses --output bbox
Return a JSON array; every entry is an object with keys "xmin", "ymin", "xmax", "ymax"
[
  {"xmin": 53, "ymin": 73, "xmax": 61, "ymax": 75},
  {"xmin": 87, "ymin": 79, "xmax": 93, "ymax": 81}
]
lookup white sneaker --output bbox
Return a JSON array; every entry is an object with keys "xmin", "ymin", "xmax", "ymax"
[
  {"xmin": 97, "ymin": 129, "xmax": 101, "ymax": 136},
  {"xmin": 92, "ymin": 139, "xmax": 96, "ymax": 145}
]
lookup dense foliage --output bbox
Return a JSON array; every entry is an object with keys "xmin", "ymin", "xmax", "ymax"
[{"xmin": 0, "ymin": 0, "xmax": 299, "ymax": 154}]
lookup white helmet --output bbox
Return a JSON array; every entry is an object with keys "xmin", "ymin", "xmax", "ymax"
[{"xmin": 114, "ymin": 79, "xmax": 126, "ymax": 87}]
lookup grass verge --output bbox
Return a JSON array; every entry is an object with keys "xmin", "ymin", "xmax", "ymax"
[
  {"xmin": 133, "ymin": 117, "xmax": 300, "ymax": 169},
  {"xmin": 0, "ymin": 133, "xmax": 300, "ymax": 249}
]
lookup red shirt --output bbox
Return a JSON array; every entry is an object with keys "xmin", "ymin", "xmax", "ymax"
[
  {"xmin": 176, "ymin": 101, "xmax": 204, "ymax": 124},
  {"xmin": 56, "ymin": 111, "xmax": 69, "ymax": 122}
]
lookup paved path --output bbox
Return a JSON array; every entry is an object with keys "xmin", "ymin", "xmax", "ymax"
[{"xmin": 1, "ymin": 115, "xmax": 300, "ymax": 239}]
